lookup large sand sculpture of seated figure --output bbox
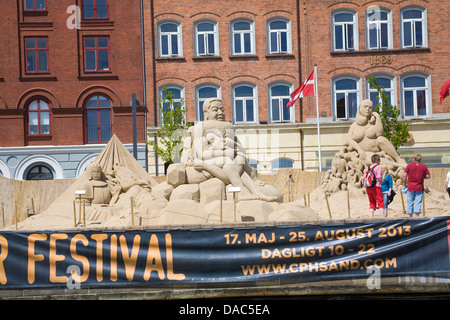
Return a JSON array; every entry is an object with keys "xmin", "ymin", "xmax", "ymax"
[
  {"xmin": 181, "ymin": 98, "xmax": 279, "ymax": 202},
  {"xmin": 322, "ymin": 99, "xmax": 407, "ymax": 193}
]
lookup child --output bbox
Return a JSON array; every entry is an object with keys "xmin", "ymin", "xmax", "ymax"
[{"xmin": 381, "ymin": 166, "xmax": 393, "ymax": 216}]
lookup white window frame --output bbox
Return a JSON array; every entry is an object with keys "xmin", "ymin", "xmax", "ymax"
[
  {"xmin": 331, "ymin": 75, "xmax": 362, "ymax": 120},
  {"xmin": 365, "ymin": 73, "xmax": 397, "ymax": 110},
  {"xmin": 231, "ymin": 82, "xmax": 258, "ymax": 124},
  {"xmin": 157, "ymin": 20, "xmax": 183, "ymax": 57},
  {"xmin": 400, "ymin": 72, "xmax": 431, "ymax": 118},
  {"xmin": 268, "ymin": 81, "xmax": 295, "ymax": 123},
  {"xmin": 400, "ymin": 6, "xmax": 427, "ymax": 48},
  {"xmin": 366, "ymin": 7, "xmax": 393, "ymax": 50},
  {"xmin": 194, "ymin": 19, "xmax": 219, "ymax": 56},
  {"xmin": 195, "ymin": 83, "xmax": 222, "ymax": 122},
  {"xmin": 230, "ymin": 19, "xmax": 255, "ymax": 55},
  {"xmin": 266, "ymin": 17, "xmax": 292, "ymax": 54},
  {"xmin": 157, "ymin": 85, "xmax": 185, "ymax": 126},
  {"xmin": 331, "ymin": 9, "xmax": 358, "ymax": 51}
]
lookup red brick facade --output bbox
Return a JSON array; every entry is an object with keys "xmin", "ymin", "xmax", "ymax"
[
  {"xmin": 0, "ymin": 0, "xmax": 146, "ymax": 148},
  {"xmin": 143, "ymin": 0, "xmax": 302, "ymax": 126}
]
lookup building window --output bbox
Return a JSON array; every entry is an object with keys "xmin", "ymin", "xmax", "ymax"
[
  {"xmin": 367, "ymin": 75, "xmax": 395, "ymax": 108},
  {"xmin": 232, "ymin": 84, "xmax": 257, "ymax": 124},
  {"xmin": 26, "ymin": 165, "xmax": 54, "ymax": 180},
  {"xmin": 86, "ymin": 95, "xmax": 112, "ymax": 143},
  {"xmin": 158, "ymin": 86, "xmax": 185, "ymax": 125},
  {"xmin": 84, "ymin": 37, "xmax": 110, "ymax": 72},
  {"xmin": 28, "ymin": 99, "xmax": 51, "ymax": 135},
  {"xmin": 196, "ymin": 85, "xmax": 220, "ymax": 122},
  {"xmin": 269, "ymin": 83, "xmax": 294, "ymax": 123},
  {"xmin": 82, "ymin": 0, "xmax": 108, "ymax": 19},
  {"xmin": 25, "ymin": 37, "xmax": 48, "ymax": 73},
  {"xmin": 332, "ymin": 77, "xmax": 360, "ymax": 119},
  {"xmin": 194, "ymin": 20, "xmax": 219, "ymax": 56},
  {"xmin": 272, "ymin": 158, "xmax": 293, "ymax": 171},
  {"xmin": 401, "ymin": 7, "xmax": 426, "ymax": 48},
  {"xmin": 158, "ymin": 21, "xmax": 182, "ymax": 57},
  {"xmin": 24, "ymin": 0, "xmax": 46, "ymax": 11},
  {"xmin": 267, "ymin": 18, "xmax": 291, "ymax": 54},
  {"xmin": 401, "ymin": 74, "xmax": 430, "ymax": 117},
  {"xmin": 231, "ymin": 20, "xmax": 255, "ymax": 55},
  {"xmin": 366, "ymin": 8, "xmax": 392, "ymax": 50},
  {"xmin": 332, "ymin": 10, "xmax": 357, "ymax": 51}
]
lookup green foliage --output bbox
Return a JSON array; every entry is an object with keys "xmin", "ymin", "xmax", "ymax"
[
  {"xmin": 148, "ymin": 87, "xmax": 191, "ymax": 163},
  {"xmin": 367, "ymin": 76, "xmax": 410, "ymax": 150}
]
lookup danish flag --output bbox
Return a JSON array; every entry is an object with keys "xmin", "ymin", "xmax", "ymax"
[{"xmin": 286, "ymin": 69, "xmax": 315, "ymax": 108}]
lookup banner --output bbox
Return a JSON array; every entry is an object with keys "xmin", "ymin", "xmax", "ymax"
[{"xmin": 0, "ymin": 217, "xmax": 449, "ymax": 289}]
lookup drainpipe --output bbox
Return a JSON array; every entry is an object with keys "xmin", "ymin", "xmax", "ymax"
[
  {"xmin": 150, "ymin": 0, "xmax": 159, "ymax": 176},
  {"xmin": 140, "ymin": 0, "xmax": 148, "ymax": 171}
]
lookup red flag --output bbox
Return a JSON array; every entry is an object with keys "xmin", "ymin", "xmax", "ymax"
[
  {"xmin": 440, "ymin": 78, "xmax": 450, "ymax": 103},
  {"xmin": 286, "ymin": 69, "xmax": 315, "ymax": 108}
]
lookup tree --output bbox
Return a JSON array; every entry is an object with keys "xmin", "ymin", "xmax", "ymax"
[
  {"xmin": 148, "ymin": 87, "xmax": 191, "ymax": 165},
  {"xmin": 367, "ymin": 76, "xmax": 410, "ymax": 150}
]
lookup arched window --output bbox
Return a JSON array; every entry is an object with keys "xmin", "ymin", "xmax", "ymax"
[
  {"xmin": 85, "ymin": 95, "xmax": 112, "ymax": 143},
  {"xmin": 366, "ymin": 74, "xmax": 396, "ymax": 108},
  {"xmin": 232, "ymin": 83, "xmax": 257, "ymax": 124},
  {"xmin": 401, "ymin": 73, "xmax": 430, "ymax": 117},
  {"xmin": 332, "ymin": 76, "xmax": 361, "ymax": 119},
  {"xmin": 231, "ymin": 19, "xmax": 255, "ymax": 55},
  {"xmin": 194, "ymin": 20, "xmax": 219, "ymax": 56},
  {"xmin": 268, "ymin": 82, "xmax": 294, "ymax": 123},
  {"xmin": 331, "ymin": 10, "xmax": 358, "ymax": 51},
  {"xmin": 158, "ymin": 21, "xmax": 182, "ymax": 57},
  {"xmin": 267, "ymin": 18, "xmax": 291, "ymax": 54},
  {"xmin": 26, "ymin": 164, "xmax": 54, "ymax": 180},
  {"xmin": 400, "ymin": 6, "xmax": 427, "ymax": 48},
  {"xmin": 195, "ymin": 84, "xmax": 221, "ymax": 122},
  {"xmin": 28, "ymin": 99, "xmax": 51, "ymax": 135}
]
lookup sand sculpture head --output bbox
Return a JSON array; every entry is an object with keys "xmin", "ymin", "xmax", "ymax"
[
  {"xmin": 203, "ymin": 98, "xmax": 225, "ymax": 121},
  {"xmin": 87, "ymin": 162, "xmax": 103, "ymax": 181}
]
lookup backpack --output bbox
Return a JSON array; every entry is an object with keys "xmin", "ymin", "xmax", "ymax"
[{"xmin": 363, "ymin": 165, "xmax": 378, "ymax": 188}]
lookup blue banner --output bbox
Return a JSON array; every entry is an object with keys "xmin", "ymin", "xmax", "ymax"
[{"xmin": 0, "ymin": 217, "xmax": 449, "ymax": 288}]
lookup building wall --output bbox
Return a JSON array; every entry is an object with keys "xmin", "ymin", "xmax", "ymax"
[{"xmin": 0, "ymin": 1, "xmax": 147, "ymax": 179}]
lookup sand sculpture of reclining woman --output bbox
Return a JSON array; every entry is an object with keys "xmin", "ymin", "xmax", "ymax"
[
  {"xmin": 322, "ymin": 99, "xmax": 406, "ymax": 192},
  {"xmin": 181, "ymin": 97, "xmax": 279, "ymax": 202}
]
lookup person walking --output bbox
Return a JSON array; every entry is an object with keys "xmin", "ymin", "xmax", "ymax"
[
  {"xmin": 381, "ymin": 166, "xmax": 393, "ymax": 216},
  {"xmin": 402, "ymin": 153, "xmax": 430, "ymax": 217},
  {"xmin": 366, "ymin": 154, "xmax": 385, "ymax": 218}
]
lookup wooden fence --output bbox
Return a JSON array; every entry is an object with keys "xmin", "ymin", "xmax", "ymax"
[{"xmin": 0, "ymin": 168, "xmax": 447, "ymax": 228}]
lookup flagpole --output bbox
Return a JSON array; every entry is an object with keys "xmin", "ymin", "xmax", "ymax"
[{"xmin": 314, "ymin": 64, "xmax": 322, "ymax": 172}]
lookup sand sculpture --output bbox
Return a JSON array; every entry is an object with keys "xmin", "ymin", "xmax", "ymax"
[
  {"xmin": 321, "ymin": 99, "xmax": 407, "ymax": 193},
  {"xmin": 18, "ymin": 98, "xmax": 316, "ymax": 230}
]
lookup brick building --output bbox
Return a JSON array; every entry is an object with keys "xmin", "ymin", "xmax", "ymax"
[
  {"xmin": 299, "ymin": 0, "xmax": 450, "ymax": 170},
  {"xmin": 0, "ymin": 0, "xmax": 147, "ymax": 179},
  {"xmin": 144, "ymin": 0, "xmax": 450, "ymax": 174}
]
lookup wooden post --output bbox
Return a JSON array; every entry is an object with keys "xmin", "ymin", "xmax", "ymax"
[
  {"xmin": 31, "ymin": 198, "xmax": 35, "ymax": 215},
  {"xmin": 307, "ymin": 192, "xmax": 310, "ymax": 207},
  {"xmin": 400, "ymin": 192, "xmax": 406, "ymax": 215},
  {"xmin": 82, "ymin": 200, "xmax": 86, "ymax": 228},
  {"xmin": 304, "ymin": 194, "xmax": 307, "ymax": 207},
  {"xmin": 130, "ymin": 197, "xmax": 135, "ymax": 227},
  {"xmin": 73, "ymin": 200, "xmax": 77, "ymax": 227},
  {"xmin": 78, "ymin": 194, "xmax": 82, "ymax": 225},
  {"xmin": 219, "ymin": 191, "xmax": 223, "ymax": 223},
  {"xmin": 324, "ymin": 193, "xmax": 332, "ymax": 219},
  {"xmin": 15, "ymin": 202, "xmax": 18, "ymax": 230},
  {"xmin": 1, "ymin": 203, "xmax": 4, "ymax": 229},
  {"xmin": 422, "ymin": 192, "xmax": 426, "ymax": 217},
  {"xmin": 347, "ymin": 188, "xmax": 351, "ymax": 218}
]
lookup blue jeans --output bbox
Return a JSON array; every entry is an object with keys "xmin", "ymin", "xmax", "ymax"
[
  {"xmin": 382, "ymin": 192, "xmax": 389, "ymax": 209},
  {"xmin": 406, "ymin": 191, "xmax": 423, "ymax": 214}
]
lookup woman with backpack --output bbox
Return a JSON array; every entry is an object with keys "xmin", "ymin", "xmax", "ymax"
[{"xmin": 365, "ymin": 154, "xmax": 385, "ymax": 218}]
